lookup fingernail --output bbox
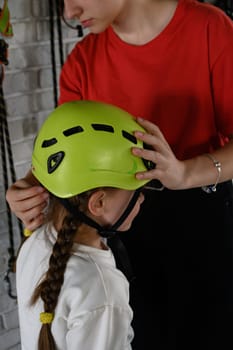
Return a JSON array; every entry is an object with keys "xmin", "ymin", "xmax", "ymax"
[
  {"xmin": 132, "ymin": 147, "xmax": 140, "ymax": 154},
  {"xmin": 135, "ymin": 131, "xmax": 144, "ymax": 137}
]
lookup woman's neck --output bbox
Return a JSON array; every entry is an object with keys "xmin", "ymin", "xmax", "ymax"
[{"xmin": 112, "ymin": 0, "xmax": 178, "ymax": 45}]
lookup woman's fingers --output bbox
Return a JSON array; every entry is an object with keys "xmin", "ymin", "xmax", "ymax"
[
  {"xmin": 6, "ymin": 180, "xmax": 49, "ymax": 229},
  {"xmin": 133, "ymin": 118, "xmax": 185, "ymax": 189},
  {"xmin": 21, "ymin": 200, "xmax": 48, "ymax": 224},
  {"xmin": 7, "ymin": 185, "xmax": 48, "ymax": 211},
  {"xmin": 135, "ymin": 117, "xmax": 167, "ymax": 142},
  {"xmin": 24, "ymin": 213, "xmax": 45, "ymax": 232}
]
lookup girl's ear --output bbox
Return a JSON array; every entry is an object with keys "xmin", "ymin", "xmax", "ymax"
[{"xmin": 87, "ymin": 190, "xmax": 107, "ymax": 216}]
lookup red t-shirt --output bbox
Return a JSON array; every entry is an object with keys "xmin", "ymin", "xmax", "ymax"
[{"xmin": 59, "ymin": 0, "xmax": 233, "ymax": 160}]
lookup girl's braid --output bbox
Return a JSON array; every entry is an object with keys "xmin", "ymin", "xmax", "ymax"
[
  {"xmin": 40, "ymin": 215, "xmax": 77, "ymax": 312},
  {"xmin": 30, "ymin": 191, "xmax": 95, "ymax": 349},
  {"xmin": 31, "ymin": 211, "xmax": 80, "ymax": 350}
]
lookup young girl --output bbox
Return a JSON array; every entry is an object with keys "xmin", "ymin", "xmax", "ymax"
[{"xmin": 16, "ymin": 100, "xmax": 150, "ymax": 350}]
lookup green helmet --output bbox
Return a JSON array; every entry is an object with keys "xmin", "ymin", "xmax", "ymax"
[{"xmin": 32, "ymin": 100, "xmax": 150, "ymax": 198}]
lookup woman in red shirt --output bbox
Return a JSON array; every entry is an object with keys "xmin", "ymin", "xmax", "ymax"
[{"xmin": 6, "ymin": 0, "xmax": 233, "ymax": 349}]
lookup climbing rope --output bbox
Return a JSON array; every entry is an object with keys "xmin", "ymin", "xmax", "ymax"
[
  {"xmin": 48, "ymin": 0, "xmax": 66, "ymax": 107},
  {"xmin": 0, "ymin": 0, "xmax": 23, "ymax": 299},
  {"xmin": 48, "ymin": 0, "xmax": 58, "ymax": 107},
  {"xmin": 0, "ymin": 76, "xmax": 19, "ymax": 300},
  {"xmin": 55, "ymin": 0, "xmax": 64, "ymax": 67}
]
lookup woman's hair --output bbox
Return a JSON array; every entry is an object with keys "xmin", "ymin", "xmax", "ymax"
[{"xmin": 30, "ymin": 190, "xmax": 93, "ymax": 350}]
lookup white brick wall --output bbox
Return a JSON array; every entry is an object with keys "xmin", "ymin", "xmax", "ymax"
[{"xmin": 0, "ymin": 1, "xmax": 81, "ymax": 348}]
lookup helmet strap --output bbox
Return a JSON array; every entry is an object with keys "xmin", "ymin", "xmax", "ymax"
[
  {"xmin": 59, "ymin": 189, "xmax": 142, "ymax": 282},
  {"xmin": 59, "ymin": 188, "xmax": 141, "ymax": 238},
  {"xmin": 111, "ymin": 189, "xmax": 141, "ymax": 231}
]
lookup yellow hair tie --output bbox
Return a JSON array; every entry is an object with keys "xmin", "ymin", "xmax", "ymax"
[
  {"xmin": 24, "ymin": 228, "xmax": 33, "ymax": 237},
  {"xmin": 40, "ymin": 312, "xmax": 54, "ymax": 324}
]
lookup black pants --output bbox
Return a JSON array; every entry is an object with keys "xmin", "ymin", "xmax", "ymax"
[{"xmin": 121, "ymin": 181, "xmax": 233, "ymax": 350}]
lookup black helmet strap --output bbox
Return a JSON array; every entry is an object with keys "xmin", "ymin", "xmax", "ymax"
[
  {"xmin": 59, "ymin": 189, "xmax": 141, "ymax": 282},
  {"xmin": 111, "ymin": 189, "xmax": 141, "ymax": 231},
  {"xmin": 59, "ymin": 188, "xmax": 141, "ymax": 238}
]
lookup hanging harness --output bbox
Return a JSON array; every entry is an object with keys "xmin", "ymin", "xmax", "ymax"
[
  {"xmin": 0, "ymin": 0, "xmax": 13, "ymax": 37},
  {"xmin": 0, "ymin": 0, "xmax": 13, "ymax": 66}
]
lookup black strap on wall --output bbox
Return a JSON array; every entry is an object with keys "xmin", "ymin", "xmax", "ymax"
[
  {"xmin": 0, "ymin": 0, "xmax": 23, "ymax": 299},
  {"xmin": 55, "ymin": 0, "xmax": 64, "ymax": 67},
  {"xmin": 48, "ymin": 0, "xmax": 64, "ymax": 107},
  {"xmin": 0, "ymin": 61, "xmax": 23, "ymax": 299}
]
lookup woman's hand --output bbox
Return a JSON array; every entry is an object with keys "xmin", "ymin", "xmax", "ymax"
[
  {"xmin": 132, "ymin": 118, "xmax": 186, "ymax": 190},
  {"xmin": 6, "ymin": 177, "xmax": 49, "ymax": 231}
]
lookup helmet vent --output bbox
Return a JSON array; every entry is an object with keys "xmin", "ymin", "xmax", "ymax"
[
  {"xmin": 47, "ymin": 151, "xmax": 65, "ymax": 174},
  {"xmin": 42, "ymin": 138, "xmax": 57, "ymax": 147},
  {"xmin": 122, "ymin": 130, "xmax": 137, "ymax": 144},
  {"xmin": 63, "ymin": 126, "xmax": 84, "ymax": 136},
  {"xmin": 91, "ymin": 124, "xmax": 114, "ymax": 133}
]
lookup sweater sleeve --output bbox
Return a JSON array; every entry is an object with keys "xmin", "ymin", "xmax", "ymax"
[{"xmin": 66, "ymin": 304, "xmax": 134, "ymax": 350}]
